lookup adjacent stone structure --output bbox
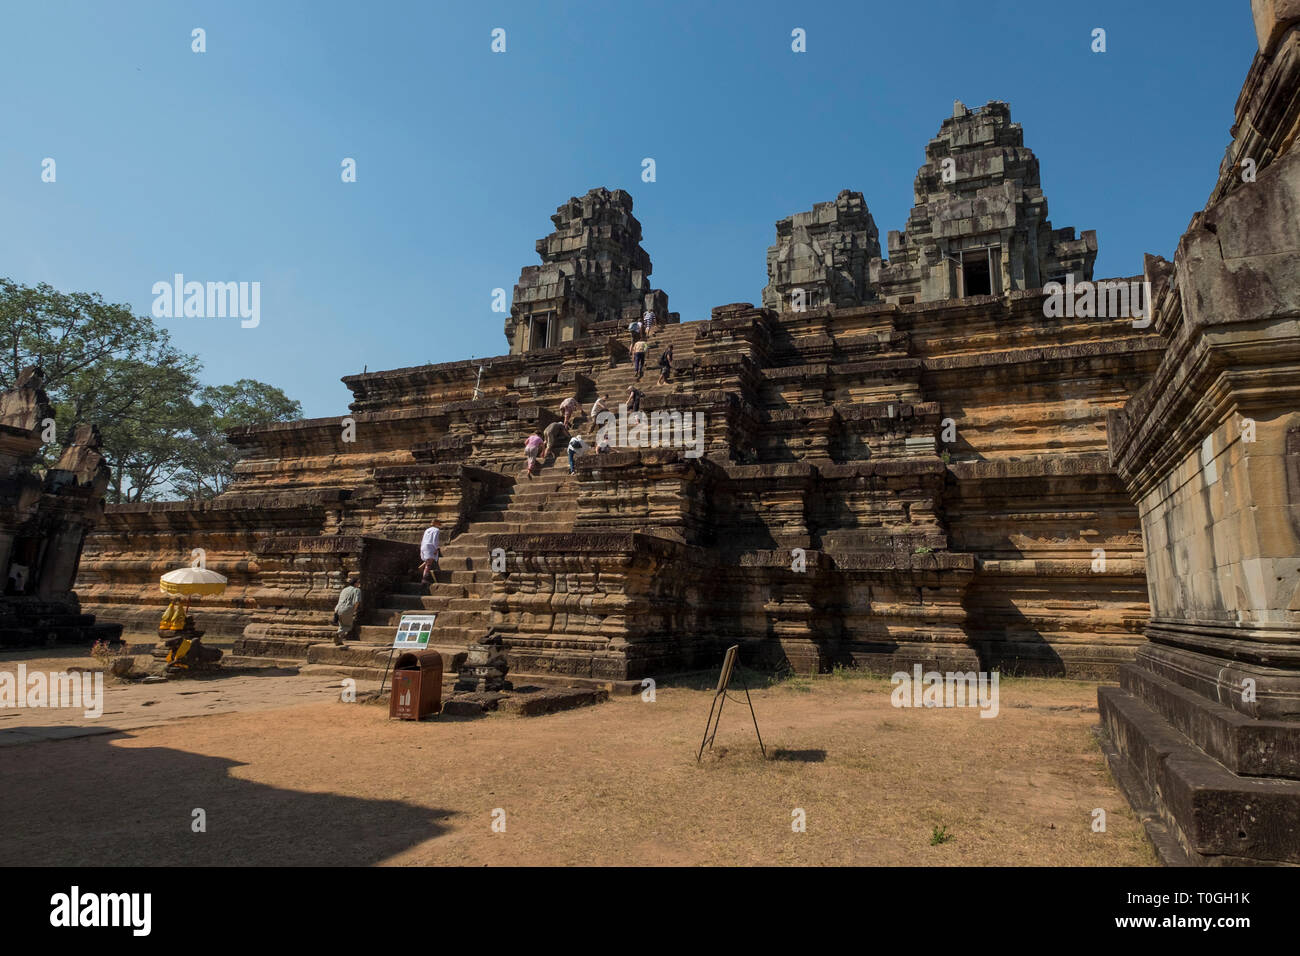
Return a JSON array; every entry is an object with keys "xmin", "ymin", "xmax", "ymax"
[
  {"xmin": 1099, "ymin": 1, "xmax": 1300, "ymax": 866},
  {"xmin": 0, "ymin": 368, "xmax": 121, "ymax": 648},
  {"xmin": 507, "ymin": 187, "xmax": 674, "ymax": 353}
]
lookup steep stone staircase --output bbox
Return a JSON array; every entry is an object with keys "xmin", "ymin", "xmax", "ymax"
[
  {"xmin": 306, "ymin": 471, "xmax": 579, "ymax": 680},
  {"xmin": 295, "ymin": 322, "xmax": 702, "ymax": 681},
  {"xmin": 582, "ymin": 322, "xmax": 701, "ymax": 410}
]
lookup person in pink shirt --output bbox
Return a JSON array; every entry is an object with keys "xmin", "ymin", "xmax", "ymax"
[
  {"xmin": 559, "ymin": 395, "xmax": 580, "ymax": 428},
  {"xmin": 524, "ymin": 431, "xmax": 543, "ymax": 479}
]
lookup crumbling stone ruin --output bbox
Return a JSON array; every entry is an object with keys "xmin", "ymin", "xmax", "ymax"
[
  {"xmin": 1098, "ymin": 0, "xmax": 1300, "ymax": 866},
  {"xmin": 508, "ymin": 187, "xmax": 674, "ymax": 353},
  {"xmin": 869, "ymin": 100, "xmax": 1096, "ymax": 305},
  {"xmin": 0, "ymin": 367, "xmax": 121, "ymax": 647},
  {"xmin": 761, "ymin": 189, "xmax": 880, "ymax": 312},
  {"xmin": 75, "ymin": 92, "xmax": 1159, "ymax": 687}
]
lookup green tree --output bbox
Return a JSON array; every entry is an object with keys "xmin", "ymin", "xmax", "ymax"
[
  {"xmin": 66, "ymin": 355, "xmax": 205, "ymax": 502},
  {"xmin": 1, "ymin": 278, "xmax": 204, "ymax": 500},
  {"xmin": 172, "ymin": 380, "xmax": 302, "ymax": 500},
  {"xmin": 1, "ymin": 278, "xmax": 301, "ymax": 503},
  {"xmin": 0, "ymin": 278, "xmax": 193, "ymax": 397}
]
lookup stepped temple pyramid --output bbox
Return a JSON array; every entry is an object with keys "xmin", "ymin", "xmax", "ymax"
[
  {"xmin": 60, "ymin": 1, "xmax": 1300, "ymax": 864},
  {"xmin": 80, "ymin": 102, "xmax": 1155, "ymax": 683}
]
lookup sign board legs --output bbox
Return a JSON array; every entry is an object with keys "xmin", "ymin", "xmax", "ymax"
[{"xmin": 697, "ymin": 644, "xmax": 765, "ymax": 762}]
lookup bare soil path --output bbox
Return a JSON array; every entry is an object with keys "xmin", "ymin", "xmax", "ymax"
[{"xmin": 0, "ymin": 655, "xmax": 1154, "ymax": 866}]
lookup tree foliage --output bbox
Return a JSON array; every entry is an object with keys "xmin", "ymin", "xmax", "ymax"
[
  {"xmin": 1, "ymin": 278, "xmax": 301, "ymax": 502},
  {"xmin": 173, "ymin": 380, "xmax": 302, "ymax": 499}
]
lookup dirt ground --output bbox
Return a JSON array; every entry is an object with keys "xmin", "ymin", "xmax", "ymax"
[{"xmin": 0, "ymin": 652, "xmax": 1155, "ymax": 866}]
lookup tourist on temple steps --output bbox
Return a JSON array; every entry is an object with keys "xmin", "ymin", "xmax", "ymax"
[
  {"xmin": 418, "ymin": 519, "xmax": 442, "ymax": 584},
  {"xmin": 626, "ymin": 384, "xmax": 643, "ymax": 413},
  {"xmin": 597, "ymin": 432, "xmax": 611, "ymax": 454},
  {"xmin": 632, "ymin": 337, "xmax": 648, "ymax": 379},
  {"xmin": 524, "ymin": 431, "xmax": 543, "ymax": 479},
  {"xmin": 559, "ymin": 394, "xmax": 580, "ymax": 427},
  {"xmin": 588, "ymin": 394, "xmax": 609, "ymax": 431},
  {"xmin": 643, "ymin": 309, "xmax": 656, "ymax": 337},
  {"xmin": 567, "ymin": 434, "xmax": 588, "ymax": 475},
  {"xmin": 332, "ymin": 575, "xmax": 362, "ymax": 646},
  {"xmin": 628, "ymin": 316, "xmax": 642, "ymax": 344},
  {"xmin": 656, "ymin": 343, "xmax": 674, "ymax": 386},
  {"xmin": 543, "ymin": 419, "xmax": 569, "ymax": 460}
]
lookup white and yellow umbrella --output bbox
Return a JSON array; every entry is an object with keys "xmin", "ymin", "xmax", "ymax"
[
  {"xmin": 158, "ymin": 566, "xmax": 227, "ymax": 633},
  {"xmin": 159, "ymin": 567, "xmax": 228, "ymax": 597}
]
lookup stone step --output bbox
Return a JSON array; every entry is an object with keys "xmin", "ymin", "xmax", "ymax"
[
  {"xmin": 370, "ymin": 598, "xmax": 453, "ymax": 619},
  {"xmin": 380, "ymin": 592, "xmax": 448, "ymax": 611},
  {"xmin": 307, "ymin": 642, "xmax": 392, "ymax": 668},
  {"xmin": 297, "ymin": 663, "xmax": 395, "ymax": 683},
  {"xmin": 308, "ymin": 641, "xmax": 469, "ymax": 674},
  {"xmin": 392, "ymin": 575, "xmax": 460, "ymax": 595},
  {"xmin": 371, "ymin": 598, "xmax": 488, "ymax": 627},
  {"xmin": 232, "ymin": 635, "xmax": 316, "ymax": 660},
  {"xmin": 358, "ymin": 620, "xmax": 489, "ymax": 643},
  {"xmin": 477, "ymin": 502, "xmax": 580, "ymax": 517},
  {"xmin": 223, "ymin": 654, "xmax": 305, "ymax": 669},
  {"xmin": 299, "ymin": 662, "xmax": 466, "ymax": 685},
  {"xmin": 462, "ymin": 521, "xmax": 576, "ymax": 534}
]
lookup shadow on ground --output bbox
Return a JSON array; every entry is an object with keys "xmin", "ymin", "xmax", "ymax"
[
  {"xmin": 0, "ymin": 730, "xmax": 451, "ymax": 866},
  {"xmin": 768, "ymin": 748, "xmax": 827, "ymax": 762}
]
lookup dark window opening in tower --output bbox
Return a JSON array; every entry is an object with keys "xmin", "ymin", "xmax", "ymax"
[{"xmin": 962, "ymin": 254, "xmax": 992, "ymax": 296}]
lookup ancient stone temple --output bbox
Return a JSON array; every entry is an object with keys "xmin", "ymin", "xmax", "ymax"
[
  {"xmin": 507, "ymin": 187, "xmax": 674, "ymax": 353},
  {"xmin": 0, "ymin": 368, "xmax": 121, "ymax": 648},
  {"xmin": 1099, "ymin": 1, "xmax": 1300, "ymax": 866},
  {"xmin": 870, "ymin": 100, "xmax": 1097, "ymax": 304},
  {"xmin": 761, "ymin": 190, "xmax": 880, "ymax": 312},
  {"xmin": 76, "ymin": 90, "xmax": 1161, "ymax": 684}
]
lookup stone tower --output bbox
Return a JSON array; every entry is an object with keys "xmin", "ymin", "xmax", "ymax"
[
  {"xmin": 507, "ymin": 187, "xmax": 669, "ymax": 353},
  {"xmin": 870, "ymin": 100, "xmax": 1097, "ymax": 304},
  {"xmin": 761, "ymin": 189, "xmax": 881, "ymax": 312}
]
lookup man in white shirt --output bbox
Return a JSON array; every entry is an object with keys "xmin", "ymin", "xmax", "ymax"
[{"xmin": 419, "ymin": 519, "xmax": 442, "ymax": 584}]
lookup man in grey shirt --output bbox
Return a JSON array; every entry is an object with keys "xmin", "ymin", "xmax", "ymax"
[{"xmin": 333, "ymin": 575, "xmax": 362, "ymax": 646}]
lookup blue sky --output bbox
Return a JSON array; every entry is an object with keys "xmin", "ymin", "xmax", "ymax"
[{"xmin": 1, "ymin": 1, "xmax": 1259, "ymax": 418}]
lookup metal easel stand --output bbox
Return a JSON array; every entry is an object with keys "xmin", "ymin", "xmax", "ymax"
[{"xmin": 696, "ymin": 664, "xmax": 766, "ymax": 762}]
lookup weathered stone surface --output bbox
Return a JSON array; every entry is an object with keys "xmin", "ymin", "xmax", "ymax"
[
  {"xmin": 1101, "ymin": 10, "xmax": 1300, "ymax": 866},
  {"xmin": 0, "ymin": 368, "xmax": 120, "ymax": 648},
  {"xmin": 507, "ymin": 187, "xmax": 674, "ymax": 353},
  {"xmin": 1253, "ymin": 0, "xmax": 1300, "ymax": 54},
  {"xmin": 762, "ymin": 190, "xmax": 880, "ymax": 312},
  {"xmin": 497, "ymin": 686, "xmax": 608, "ymax": 716}
]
